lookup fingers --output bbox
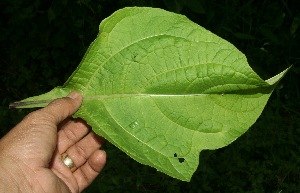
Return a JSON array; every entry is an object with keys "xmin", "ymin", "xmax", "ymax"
[
  {"xmin": 57, "ymin": 117, "xmax": 106, "ymax": 169},
  {"xmin": 40, "ymin": 91, "xmax": 82, "ymax": 125},
  {"xmin": 74, "ymin": 150, "xmax": 106, "ymax": 192},
  {"xmin": 52, "ymin": 136, "xmax": 106, "ymax": 193},
  {"xmin": 63, "ymin": 132, "xmax": 105, "ymax": 170},
  {"xmin": 57, "ymin": 119, "xmax": 91, "ymax": 153}
]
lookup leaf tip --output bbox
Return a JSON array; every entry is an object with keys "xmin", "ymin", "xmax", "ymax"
[{"xmin": 265, "ymin": 65, "xmax": 292, "ymax": 85}]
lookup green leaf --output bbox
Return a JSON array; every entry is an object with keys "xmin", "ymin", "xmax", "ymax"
[{"xmin": 11, "ymin": 7, "xmax": 290, "ymax": 181}]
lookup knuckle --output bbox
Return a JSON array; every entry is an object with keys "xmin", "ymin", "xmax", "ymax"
[
  {"xmin": 79, "ymin": 168, "xmax": 91, "ymax": 186},
  {"xmin": 63, "ymin": 128, "xmax": 78, "ymax": 143},
  {"xmin": 74, "ymin": 144, "xmax": 88, "ymax": 160}
]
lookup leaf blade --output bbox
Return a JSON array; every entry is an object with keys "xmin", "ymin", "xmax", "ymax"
[{"xmin": 14, "ymin": 7, "xmax": 290, "ymax": 181}]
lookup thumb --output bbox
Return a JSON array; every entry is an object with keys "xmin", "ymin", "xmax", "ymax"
[
  {"xmin": 40, "ymin": 91, "xmax": 82, "ymax": 125},
  {"xmin": 0, "ymin": 91, "xmax": 83, "ymax": 160}
]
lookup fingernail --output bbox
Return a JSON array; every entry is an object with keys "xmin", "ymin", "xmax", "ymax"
[{"xmin": 67, "ymin": 91, "xmax": 80, "ymax": 99}]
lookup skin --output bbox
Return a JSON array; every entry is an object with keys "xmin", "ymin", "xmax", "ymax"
[{"xmin": 0, "ymin": 91, "xmax": 106, "ymax": 193}]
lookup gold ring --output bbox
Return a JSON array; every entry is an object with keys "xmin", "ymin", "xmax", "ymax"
[{"xmin": 62, "ymin": 154, "xmax": 76, "ymax": 171}]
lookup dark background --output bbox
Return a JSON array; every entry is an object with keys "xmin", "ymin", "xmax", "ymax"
[{"xmin": 1, "ymin": 0, "xmax": 299, "ymax": 192}]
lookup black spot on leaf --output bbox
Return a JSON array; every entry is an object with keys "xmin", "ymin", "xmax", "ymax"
[{"xmin": 178, "ymin": 158, "xmax": 185, "ymax": 163}]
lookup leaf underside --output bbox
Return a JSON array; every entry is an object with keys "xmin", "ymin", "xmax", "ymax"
[{"xmin": 14, "ymin": 7, "xmax": 290, "ymax": 181}]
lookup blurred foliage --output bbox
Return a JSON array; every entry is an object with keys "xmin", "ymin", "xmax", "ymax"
[{"xmin": 1, "ymin": 0, "xmax": 299, "ymax": 192}]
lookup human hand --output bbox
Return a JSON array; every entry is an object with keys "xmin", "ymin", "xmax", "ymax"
[{"xmin": 0, "ymin": 91, "xmax": 106, "ymax": 193}]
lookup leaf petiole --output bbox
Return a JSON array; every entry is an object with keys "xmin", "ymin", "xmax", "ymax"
[{"xmin": 9, "ymin": 100, "xmax": 52, "ymax": 109}]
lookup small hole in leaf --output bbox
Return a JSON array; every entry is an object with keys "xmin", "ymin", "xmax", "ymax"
[
  {"xmin": 174, "ymin": 153, "xmax": 177, "ymax": 157},
  {"xmin": 178, "ymin": 158, "xmax": 185, "ymax": 163}
]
